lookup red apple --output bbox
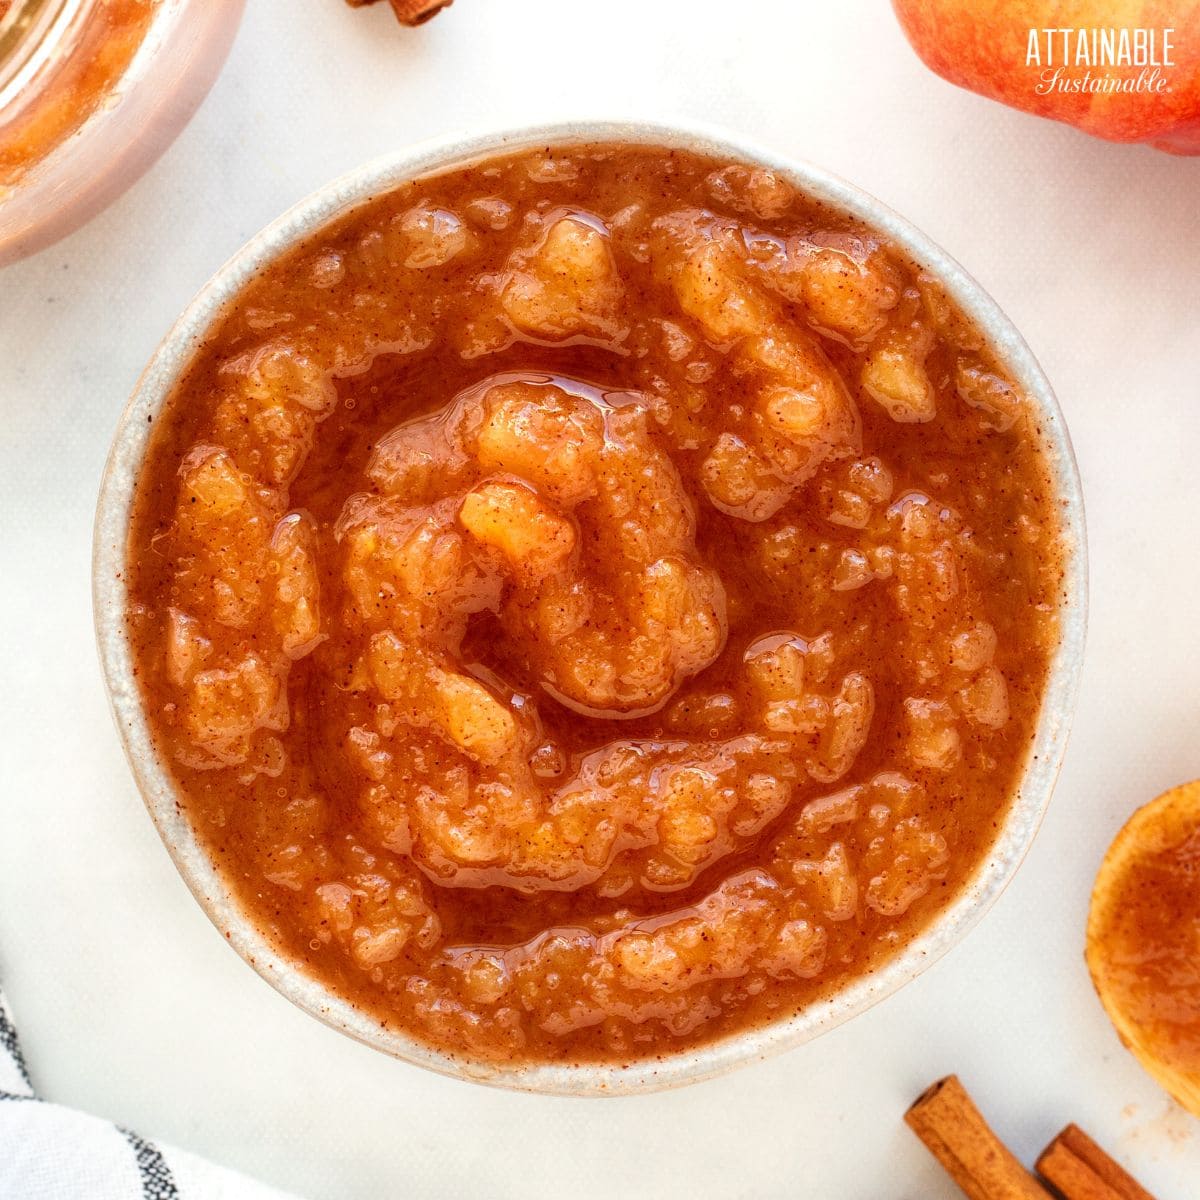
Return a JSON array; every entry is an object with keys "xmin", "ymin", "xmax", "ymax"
[{"xmin": 893, "ymin": 0, "xmax": 1200, "ymax": 154}]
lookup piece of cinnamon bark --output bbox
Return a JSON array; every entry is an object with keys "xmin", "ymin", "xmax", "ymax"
[
  {"xmin": 906, "ymin": 1077, "xmax": 1049, "ymax": 1200},
  {"xmin": 1036, "ymin": 1125, "xmax": 1157, "ymax": 1200},
  {"xmin": 345, "ymin": 0, "xmax": 453, "ymax": 27}
]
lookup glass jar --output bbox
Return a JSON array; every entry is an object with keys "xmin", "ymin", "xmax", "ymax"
[{"xmin": 0, "ymin": 0, "xmax": 244, "ymax": 266}]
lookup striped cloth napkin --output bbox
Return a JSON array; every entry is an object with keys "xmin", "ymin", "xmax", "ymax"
[{"xmin": 0, "ymin": 988, "xmax": 297, "ymax": 1199}]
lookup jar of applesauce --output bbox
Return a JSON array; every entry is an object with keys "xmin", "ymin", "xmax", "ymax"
[{"xmin": 0, "ymin": 0, "xmax": 244, "ymax": 265}]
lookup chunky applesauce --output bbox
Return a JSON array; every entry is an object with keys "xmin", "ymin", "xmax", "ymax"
[{"xmin": 126, "ymin": 144, "xmax": 1067, "ymax": 1065}]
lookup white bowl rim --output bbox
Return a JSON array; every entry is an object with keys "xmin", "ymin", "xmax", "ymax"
[{"xmin": 93, "ymin": 117, "xmax": 1088, "ymax": 1097}]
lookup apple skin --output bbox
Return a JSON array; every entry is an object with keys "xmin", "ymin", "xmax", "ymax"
[{"xmin": 893, "ymin": 0, "xmax": 1200, "ymax": 154}]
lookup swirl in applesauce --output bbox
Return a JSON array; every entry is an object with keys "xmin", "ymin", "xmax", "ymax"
[{"xmin": 126, "ymin": 145, "xmax": 1065, "ymax": 1063}]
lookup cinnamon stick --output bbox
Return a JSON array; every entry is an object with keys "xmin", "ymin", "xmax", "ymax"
[
  {"xmin": 345, "ymin": 0, "xmax": 453, "ymax": 26},
  {"xmin": 905, "ymin": 1076, "xmax": 1049, "ymax": 1200},
  {"xmin": 1036, "ymin": 1125, "xmax": 1158, "ymax": 1200},
  {"xmin": 387, "ymin": 0, "xmax": 453, "ymax": 25}
]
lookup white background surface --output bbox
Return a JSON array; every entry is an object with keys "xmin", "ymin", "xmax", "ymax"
[{"xmin": 2, "ymin": 1, "xmax": 1200, "ymax": 1196}]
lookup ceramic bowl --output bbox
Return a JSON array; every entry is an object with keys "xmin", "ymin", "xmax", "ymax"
[
  {"xmin": 93, "ymin": 118, "xmax": 1088, "ymax": 1095},
  {"xmin": 0, "ymin": 0, "xmax": 246, "ymax": 265}
]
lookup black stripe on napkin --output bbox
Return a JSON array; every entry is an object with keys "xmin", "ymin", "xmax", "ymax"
[
  {"xmin": 0, "ymin": 999, "xmax": 32, "ymax": 1089},
  {"xmin": 120, "ymin": 1128, "xmax": 180, "ymax": 1200}
]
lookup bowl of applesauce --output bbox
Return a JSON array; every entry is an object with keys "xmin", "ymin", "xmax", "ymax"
[
  {"xmin": 0, "ymin": 0, "xmax": 244, "ymax": 265},
  {"xmin": 94, "ymin": 120, "xmax": 1087, "ymax": 1094}
]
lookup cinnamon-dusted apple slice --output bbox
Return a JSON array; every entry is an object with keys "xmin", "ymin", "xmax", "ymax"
[{"xmin": 1087, "ymin": 781, "xmax": 1200, "ymax": 1114}]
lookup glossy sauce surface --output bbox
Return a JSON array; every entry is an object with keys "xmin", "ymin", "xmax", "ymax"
[{"xmin": 127, "ymin": 144, "xmax": 1066, "ymax": 1064}]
